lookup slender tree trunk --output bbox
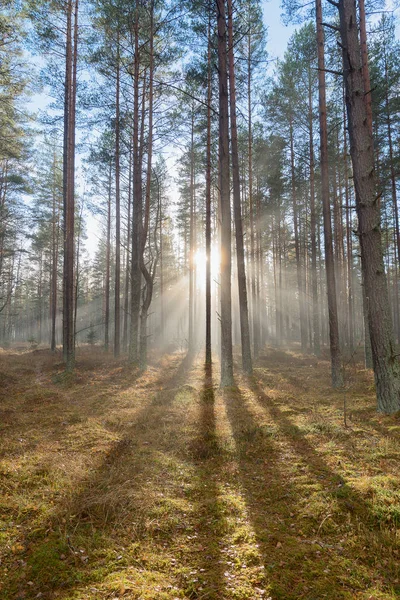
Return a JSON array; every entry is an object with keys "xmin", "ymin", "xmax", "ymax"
[
  {"xmin": 316, "ymin": 0, "xmax": 343, "ymax": 386},
  {"xmin": 62, "ymin": 1, "xmax": 71, "ymax": 364},
  {"xmin": 338, "ymin": 0, "xmax": 400, "ymax": 413},
  {"xmin": 384, "ymin": 57, "xmax": 400, "ymax": 283},
  {"xmin": 51, "ymin": 149, "xmax": 59, "ymax": 352},
  {"xmin": 256, "ymin": 182, "xmax": 263, "ymax": 347},
  {"xmin": 205, "ymin": 11, "xmax": 212, "ymax": 366},
  {"xmin": 228, "ymin": 0, "xmax": 252, "ymax": 374},
  {"xmin": 139, "ymin": 0, "xmax": 154, "ymax": 369},
  {"xmin": 188, "ymin": 108, "xmax": 195, "ymax": 354},
  {"xmin": 343, "ymin": 100, "xmax": 354, "ymax": 353},
  {"xmin": 247, "ymin": 38, "xmax": 259, "ymax": 359},
  {"xmin": 393, "ymin": 229, "xmax": 399, "ymax": 343},
  {"xmin": 63, "ymin": 0, "xmax": 78, "ymax": 371},
  {"xmin": 114, "ymin": 31, "xmax": 121, "ymax": 358},
  {"xmin": 381, "ymin": 56, "xmax": 400, "ymax": 342},
  {"xmin": 129, "ymin": 0, "xmax": 142, "ymax": 364},
  {"xmin": 358, "ymin": 0, "xmax": 374, "ymax": 364},
  {"xmin": 289, "ymin": 116, "xmax": 307, "ymax": 352},
  {"xmin": 74, "ymin": 199, "xmax": 83, "ymax": 348},
  {"xmin": 38, "ymin": 254, "xmax": 43, "ymax": 344},
  {"xmin": 217, "ymin": 0, "xmax": 233, "ymax": 386},
  {"xmin": 105, "ymin": 164, "xmax": 111, "ymax": 351},
  {"xmin": 123, "ymin": 145, "xmax": 132, "ymax": 352},
  {"xmin": 158, "ymin": 175, "xmax": 164, "ymax": 341},
  {"xmin": 309, "ymin": 71, "xmax": 320, "ymax": 356}
]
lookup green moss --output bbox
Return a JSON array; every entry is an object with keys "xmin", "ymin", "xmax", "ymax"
[{"xmin": 27, "ymin": 535, "xmax": 75, "ymax": 587}]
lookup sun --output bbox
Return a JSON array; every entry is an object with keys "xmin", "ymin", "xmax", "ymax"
[{"xmin": 194, "ymin": 247, "xmax": 220, "ymax": 289}]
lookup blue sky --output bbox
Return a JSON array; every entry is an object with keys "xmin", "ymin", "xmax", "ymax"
[{"xmin": 263, "ymin": 0, "xmax": 297, "ymax": 62}]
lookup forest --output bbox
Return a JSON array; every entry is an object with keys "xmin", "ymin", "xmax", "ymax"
[{"xmin": 1, "ymin": 0, "xmax": 400, "ymax": 598}]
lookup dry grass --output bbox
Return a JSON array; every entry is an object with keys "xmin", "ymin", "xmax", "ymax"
[{"xmin": 0, "ymin": 346, "xmax": 399, "ymax": 599}]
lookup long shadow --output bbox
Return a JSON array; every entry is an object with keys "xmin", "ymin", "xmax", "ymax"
[
  {"xmin": 256, "ymin": 348, "xmax": 321, "ymax": 369},
  {"xmin": 248, "ymin": 378, "xmax": 358, "ymax": 514},
  {"xmin": 246, "ymin": 375, "xmax": 399, "ymax": 594},
  {"xmin": 222, "ymin": 367, "xmax": 400, "ymax": 598},
  {"xmin": 1, "ymin": 352, "xmax": 195, "ymax": 600},
  {"xmin": 222, "ymin": 383, "xmax": 304, "ymax": 599},
  {"xmin": 252, "ymin": 370, "xmax": 396, "ymax": 496},
  {"xmin": 184, "ymin": 362, "xmax": 227, "ymax": 599},
  {"xmin": 258, "ymin": 349, "xmax": 400, "ymax": 440}
]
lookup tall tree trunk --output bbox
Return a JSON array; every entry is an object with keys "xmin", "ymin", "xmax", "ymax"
[
  {"xmin": 343, "ymin": 99, "xmax": 354, "ymax": 353},
  {"xmin": 256, "ymin": 180, "xmax": 263, "ymax": 347},
  {"xmin": 129, "ymin": 0, "xmax": 142, "ymax": 364},
  {"xmin": 338, "ymin": 0, "xmax": 400, "ymax": 413},
  {"xmin": 74, "ymin": 199, "xmax": 83, "ymax": 347},
  {"xmin": 309, "ymin": 70, "xmax": 320, "ymax": 356},
  {"xmin": 62, "ymin": 1, "xmax": 71, "ymax": 363},
  {"xmin": 114, "ymin": 31, "xmax": 121, "ymax": 358},
  {"xmin": 227, "ymin": 0, "xmax": 252, "ymax": 374},
  {"xmin": 247, "ymin": 37, "xmax": 259, "ymax": 359},
  {"xmin": 139, "ymin": 0, "xmax": 154, "ymax": 369},
  {"xmin": 188, "ymin": 108, "xmax": 195, "ymax": 354},
  {"xmin": 384, "ymin": 55, "xmax": 400, "ymax": 293},
  {"xmin": 158, "ymin": 174, "xmax": 164, "ymax": 341},
  {"xmin": 205, "ymin": 11, "xmax": 212, "ymax": 366},
  {"xmin": 51, "ymin": 148, "xmax": 59, "ymax": 352},
  {"xmin": 105, "ymin": 164, "xmax": 111, "ymax": 351},
  {"xmin": 217, "ymin": 0, "xmax": 233, "ymax": 386},
  {"xmin": 289, "ymin": 115, "xmax": 308, "ymax": 352},
  {"xmin": 316, "ymin": 0, "xmax": 343, "ymax": 386},
  {"xmin": 123, "ymin": 145, "xmax": 132, "ymax": 352},
  {"xmin": 382, "ymin": 53, "xmax": 400, "ymax": 342},
  {"xmin": 358, "ymin": 0, "xmax": 373, "ymax": 364},
  {"xmin": 63, "ymin": 0, "xmax": 78, "ymax": 371}
]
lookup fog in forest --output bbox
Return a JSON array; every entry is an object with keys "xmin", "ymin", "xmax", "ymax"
[
  {"xmin": 1, "ymin": 0, "xmax": 400, "ymax": 410},
  {"xmin": 3, "ymin": 1, "xmax": 400, "ymax": 598}
]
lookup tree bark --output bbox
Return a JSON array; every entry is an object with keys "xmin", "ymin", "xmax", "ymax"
[
  {"xmin": 338, "ymin": 0, "xmax": 400, "ymax": 413},
  {"xmin": 316, "ymin": 0, "xmax": 343, "ymax": 386},
  {"xmin": 63, "ymin": 0, "xmax": 78, "ymax": 371},
  {"xmin": 247, "ymin": 36, "xmax": 259, "ymax": 359},
  {"xmin": 139, "ymin": 0, "xmax": 155, "ymax": 369},
  {"xmin": 104, "ymin": 163, "xmax": 111, "ymax": 351},
  {"xmin": 205, "ymin": 11, "xmax": 212, "ymax": 366},
  {"xmin": 122, "ymin": 145, "xmax": 132, "ymax": 353},
  {"xmin": 129, "ymin": 0, "xmax": 142, "ymax": 365},
  {"xmin": 289, "ymin": 115, "xmax": 308, "ymax": 352},
  {"xmin": 114, "ymin": 31, "xmax": 121, "ymax": 358},
  {"xmin": 343, "ymin": 98, "xmax": 354, "ymax": 353},
  {"xmin": 217, "ymin": 0, "xmax": 233, "ymax": 386},
  {"xmin": 51, "ymin": 148, "xmax": 60, "ymax": 352},
  {"xmin": 359, "ymin": 0, "xmax": 373, "ymax": 135},
  {"xmin": 188, "ymin": 108, "xmax": 195, "ymax": 354},
  {"xmin": 309, "ymin": 69, "xmax": 320, "ymax": 356},
  {"xmin": 227, "ymin": 0, "xmax": 252, "ymax": 374}
]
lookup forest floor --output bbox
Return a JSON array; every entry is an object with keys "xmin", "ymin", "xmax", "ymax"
[{"xmin": 0, "ymin": 347, "xmax": 400, "ymax": 600}]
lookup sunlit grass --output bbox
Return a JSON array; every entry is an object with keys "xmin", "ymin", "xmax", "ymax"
[{"xmin": 0, "ymin": 346, "xmax": 399, "ymax": 599}]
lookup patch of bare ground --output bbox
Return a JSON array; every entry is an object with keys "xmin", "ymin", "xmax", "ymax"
[{"xmin": 0, "ymin": 347, "xmax": 399, "ymax": 599}]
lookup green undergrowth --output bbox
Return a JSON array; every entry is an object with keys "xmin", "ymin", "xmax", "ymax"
[{"xmin": 0, "ymin": 346, "xmax": 399, "ymax": 599}]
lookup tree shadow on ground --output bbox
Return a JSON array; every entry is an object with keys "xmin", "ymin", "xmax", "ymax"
[
  {"xmin": 184, "ymin": 362, "xmax": 228, "ymax": 599},
  {"xmin": 255, "ymin": 358, "xmax": 400, "ymax": 462},
  {"xmin": 234, "ymin": 374, "xmax": 399, "ymax": 597},
  {"xmin": 1, "ymin": 352, "xmax": 195, "ymax": 600},
  {"xmin": 223, "ymin": 383, "xmax": 317, "ymax": 599}
]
